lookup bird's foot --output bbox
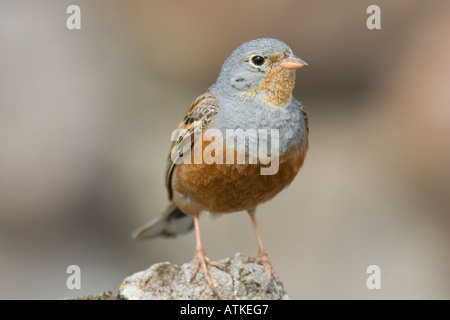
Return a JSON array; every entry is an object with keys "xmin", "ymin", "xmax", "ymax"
[
  {"xmin": 248, "ymin": 251, "xmax": 282, "ymax": 286},
  {"xmin": 190, "ymin": 248, "xmax": 225, "ymax": 294}
]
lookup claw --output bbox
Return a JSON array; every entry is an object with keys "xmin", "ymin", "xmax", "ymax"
[
  {"xmin": 190, "ymin": 248, "xmax": 225, "ymax": 297},
  {"xmin": 247, "ymin": 210, "xmax": 283, "ymax": 286},
  {"xmin": 248, "ymin": 252, "xmax": 282, "ymax": 286}
]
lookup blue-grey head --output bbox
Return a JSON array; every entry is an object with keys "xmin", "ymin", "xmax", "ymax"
[{"xmin": 211, "ymin": 38, "xmax": 307, "ymax": 106}]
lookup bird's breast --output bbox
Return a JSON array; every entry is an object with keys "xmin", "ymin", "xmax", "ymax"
[
  {"xmin": 172, "ymin": 137, "xmax": 308, "ymax": 214},
  {"xmin": 211, "ymin": 96, "xmax": 306, "ymax": 155}
]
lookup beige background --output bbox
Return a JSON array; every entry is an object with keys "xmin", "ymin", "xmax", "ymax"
[{"xmin": 0, "ymin": 0, "xmax": 449, "ymax": 299}]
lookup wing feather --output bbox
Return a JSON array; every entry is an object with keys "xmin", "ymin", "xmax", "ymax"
[{"xmin": 165, "ymin": 91, "xmax": 218, "ymax": 200}]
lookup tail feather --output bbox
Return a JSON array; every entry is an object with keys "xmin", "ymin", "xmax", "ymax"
[{"xmin": 131, "ymin": 202, "xmax": 194, "ymax": 240}]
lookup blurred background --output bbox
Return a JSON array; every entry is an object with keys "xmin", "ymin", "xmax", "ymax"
[{"xmin": 0, "ymin": 0, "xmax": 449, "ymax": 299}]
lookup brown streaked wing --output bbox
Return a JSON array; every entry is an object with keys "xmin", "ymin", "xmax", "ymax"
[
  {"xmin": 165, "ymin": 91, "xmax": 218, "ymax": 200},
  {"xmin": 297, "ymin": 99, "xmax": 309, "ymax": 134}
]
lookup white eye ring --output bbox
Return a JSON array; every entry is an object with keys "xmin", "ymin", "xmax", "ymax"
[{"xmin": 249, "ymin": 55, "xmax": 266, "ymax": 67}]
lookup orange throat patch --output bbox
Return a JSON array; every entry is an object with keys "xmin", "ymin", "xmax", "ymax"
[
  {"xmin": 245, "ymin": 67, "xmax": 296, "ymax": 107},
  {"xmin": 258, "ymin": 67, "xmax": 296, "ymax": 106}
]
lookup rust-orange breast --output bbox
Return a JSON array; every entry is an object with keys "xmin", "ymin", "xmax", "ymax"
[{"xmin": 171, "ymin": 130, "xmax": 308, "ymax": 215}]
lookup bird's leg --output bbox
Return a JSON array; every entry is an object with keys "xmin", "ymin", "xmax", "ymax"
[
  {"xmin": 190, "ymin": 212, "xmax": 224, "ymax": 290},
  {"xmin": 248, "ymin": 209, "xmax": 281, "ymax": 284}
]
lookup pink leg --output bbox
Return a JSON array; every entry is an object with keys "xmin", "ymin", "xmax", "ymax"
[
  {"xmin": 190, "ymin": 212, "xmax": 224, "ymax": 290},
  {"xmin": 248, "ymin": 209, "xmax": 281, "ymax": 284}
]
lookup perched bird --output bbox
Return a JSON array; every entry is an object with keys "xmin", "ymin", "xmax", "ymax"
[{"xmin": 133, "ymin": 38, "xmax": 309, "ymax": 289}]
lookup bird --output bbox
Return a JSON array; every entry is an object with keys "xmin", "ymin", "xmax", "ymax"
[{"xmin": 132, "ymin": 38, "xmax": 309, "ymax": 289}]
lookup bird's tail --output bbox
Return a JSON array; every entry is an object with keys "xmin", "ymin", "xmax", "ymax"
[{"xmin": 131, "ymin": 202, "xmax": 194, "ymax": 240}]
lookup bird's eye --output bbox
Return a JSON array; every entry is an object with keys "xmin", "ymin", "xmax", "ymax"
[{"xmin": 250, "ymin": 55, "xmax": 265, "ymax": 66}]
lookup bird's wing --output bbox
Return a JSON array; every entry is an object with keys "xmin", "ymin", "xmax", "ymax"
[
  {"xmin": 296, "ymin": 99, "xmax": 309, "ymax": 134},
  {"xmin": 165, "ymin": 91, "xmax": 218, "ymax": 200}
]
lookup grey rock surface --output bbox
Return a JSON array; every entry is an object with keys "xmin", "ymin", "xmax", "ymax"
[{"xmin": 119, "ymin": 253, "xmax": 289, "ymax": 300}]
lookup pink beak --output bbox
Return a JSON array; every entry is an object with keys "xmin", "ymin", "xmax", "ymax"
[{"xmin": 280, "ymin": 53, "xmax": 307, "ymax": 70}]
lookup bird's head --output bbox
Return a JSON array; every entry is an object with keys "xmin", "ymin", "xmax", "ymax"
[{"xmin": 213, "ymin": 38, "xmax": 307, "ymax": 107}]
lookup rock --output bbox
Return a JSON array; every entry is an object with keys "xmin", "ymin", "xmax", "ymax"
[
  {"xmin": 119, "ymin": 253, "xmax": 289, "ymax": 300},
  {"xmin": 69, "ymin": 291, "xmax": 122, "ymax": 300}
]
